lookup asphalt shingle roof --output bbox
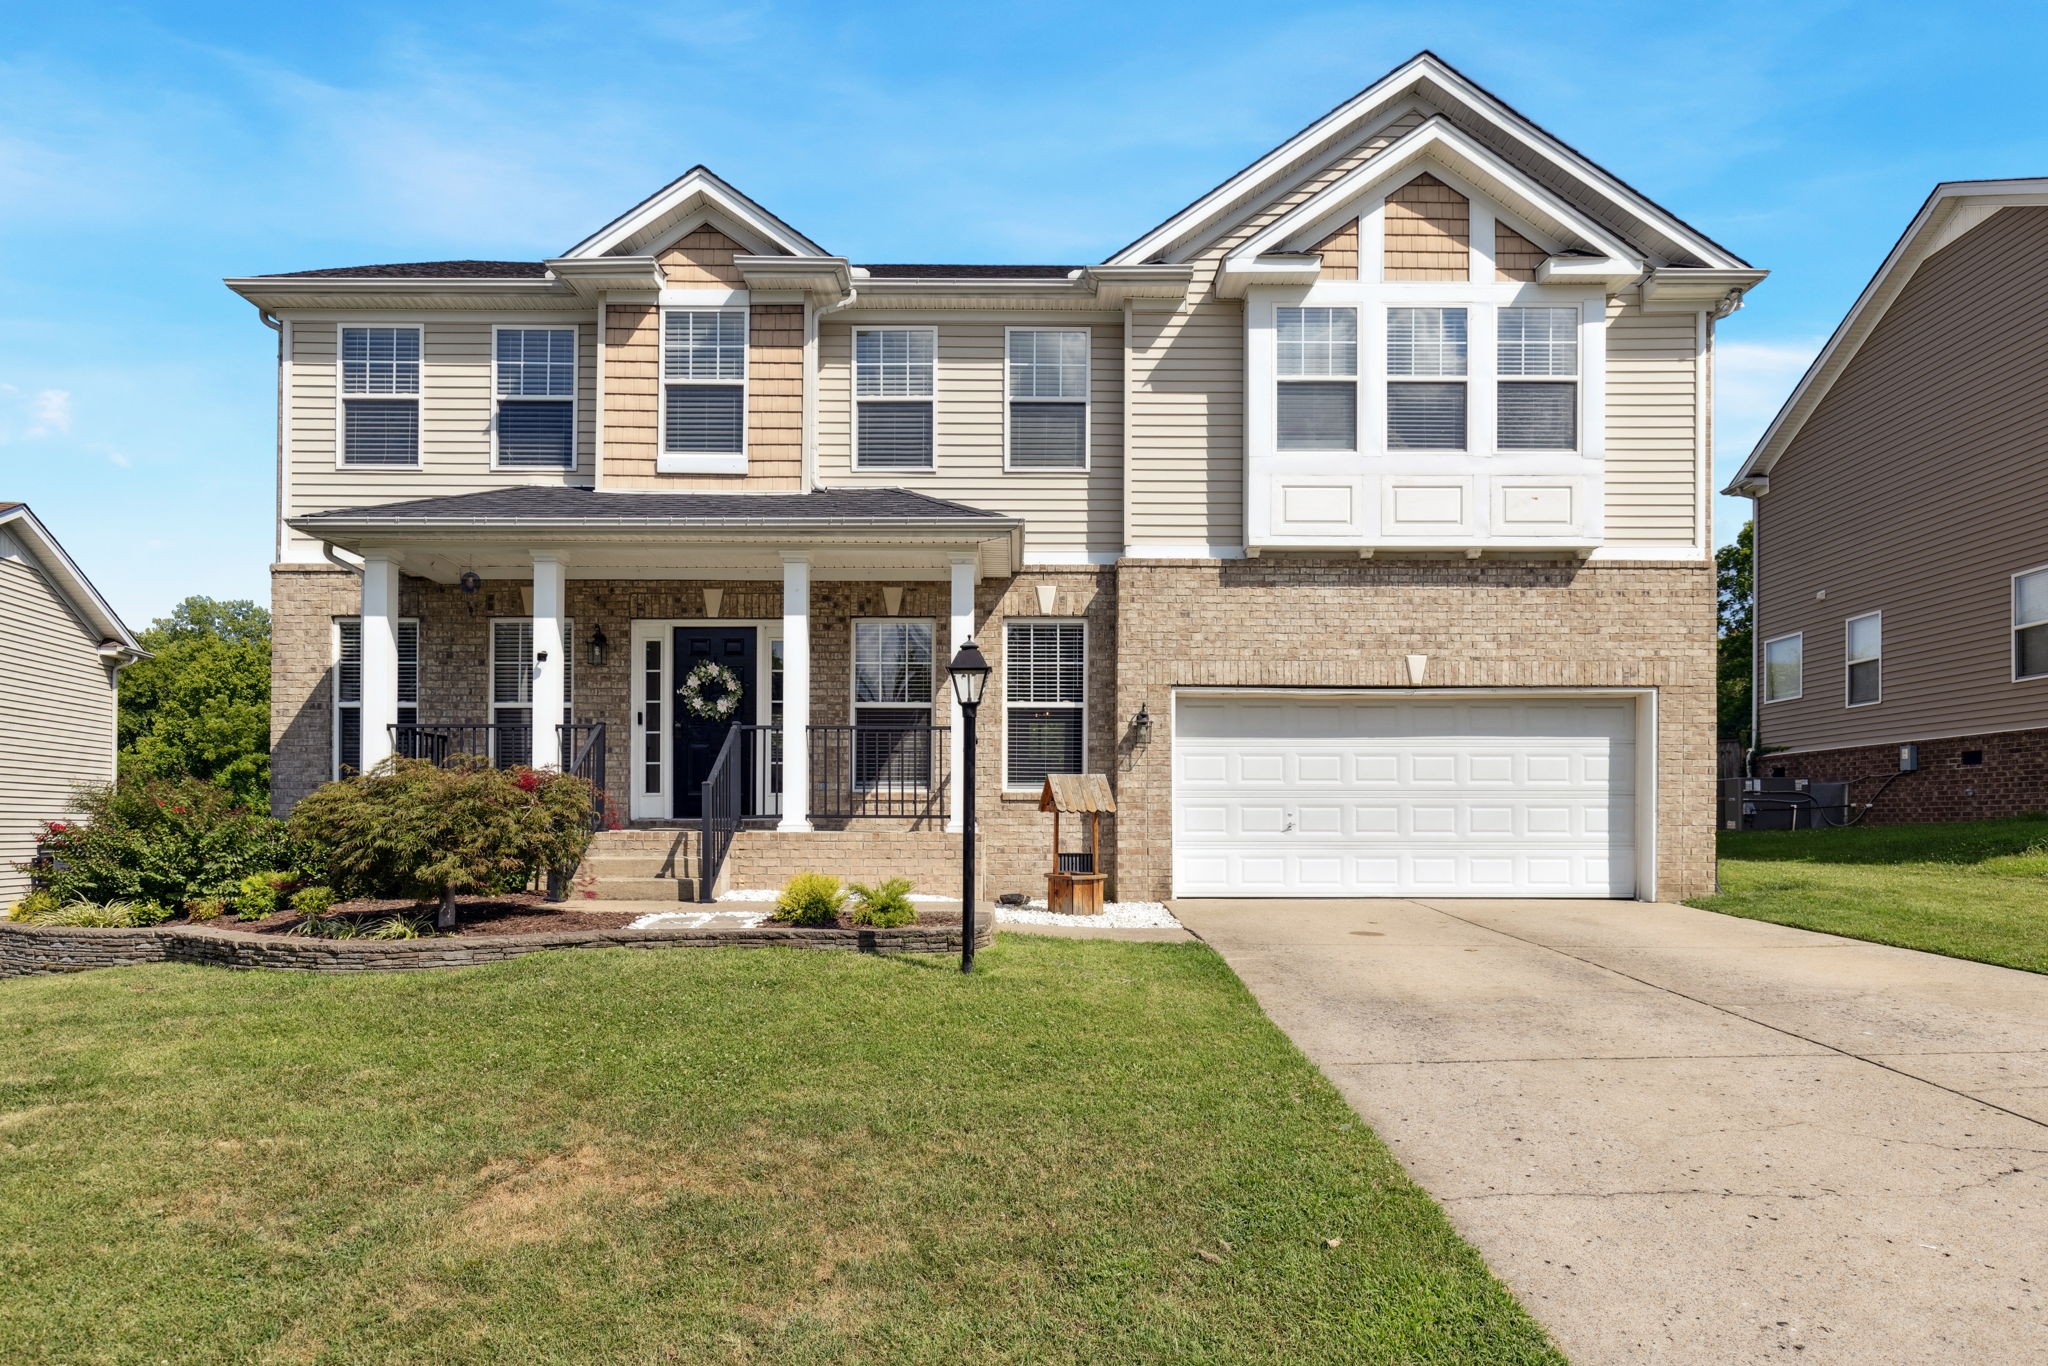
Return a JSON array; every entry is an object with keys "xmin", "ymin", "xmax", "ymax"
[
  {"xmin": 259, "ymin": 260, "xmax": 552, "ymax": 280},
  {"xmin": 292, "ymin": 485, "xmax": 1011, "ymax": 525}
]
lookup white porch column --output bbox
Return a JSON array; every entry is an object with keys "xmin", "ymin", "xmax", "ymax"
[
  {"xmin": 947, "ymin": 555, "xmax": 976, "ymax": 834},
  {"xmin": 530, "ymin": 552, "xmax": 567, "ymax": 770},
  {"xmin": 779, "ymin": 554, "xmax": 812, "ymax": 831},
  {"xmin": 359, "ymin": 553, "xmax": 401, "ymax": 771}
]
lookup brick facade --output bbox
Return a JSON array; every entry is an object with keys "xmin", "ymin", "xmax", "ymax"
[
  {"xmin": 273, "ymin": 557, "xmax": 1712, "ymax": 904},
  {"xmin": 1764, "ymin": 726, "xmax": 2048, "ymax": 825}
]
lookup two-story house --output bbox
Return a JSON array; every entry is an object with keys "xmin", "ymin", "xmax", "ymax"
[
  {"xmin": 1729, "ymin": 179, "xmax": 2048, "ymax": 822},
  {"xmin": 232, "ymin": 52, "xmax": 1760, "ymax": 904}
]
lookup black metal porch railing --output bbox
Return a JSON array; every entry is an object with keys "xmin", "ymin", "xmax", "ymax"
[
  {"xmin": 699, "ymin": 723, "xmax": 775, "ymax": 902},
  {"xmin": 808, "ymin": 724, "xmax": 950, "ymax": 821},
  {"xmin": 391, "ymin": 723, "xmax": 521, "ymax": 767},
  {"xmin": 561, "ymin": 722, "xmax": 608, "ymax": 831}
]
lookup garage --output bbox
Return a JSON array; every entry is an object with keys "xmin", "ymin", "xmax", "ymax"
[{"xmin": 1172, "ymin": 692, "xmax": 1643, "ymax": 898}]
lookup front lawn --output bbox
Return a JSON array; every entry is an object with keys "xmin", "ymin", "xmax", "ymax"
[
  {"xmin": 0, "ymin": 938, "xmax": 1558, "ymax": 1364},
  {"xmin": 1691, "ymin": 814, "xmax": 2048, "ymax": 974}
]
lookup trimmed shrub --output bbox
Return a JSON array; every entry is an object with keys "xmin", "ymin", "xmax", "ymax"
[
  {"xmin": 287, "ymin": 758, "xmax": 598, "ymax": 929},
  {"xmin": 770, "ymin": 872, "xmax": 846, "ymax": 927},
  {"xmin": 183, "ymin": 897, "xmax": 226, "ymax": 922},
  {"xmin": 289, "ymin": 885, "xmax": 338, "ymax": 917},
  {"xmin": 21, "ymin": 777, "xmax": 296, "ymax": 908},
  {"xmin": 846, "ymin": 877, "xmax": 918, "ymax": 928},
  {"xmin": 232, "ymin": 872, "xmax": 290, "ymax": 921},
  {"xmin": 8, "ymin": 889, "xmax": 60, "ymax": 923}
]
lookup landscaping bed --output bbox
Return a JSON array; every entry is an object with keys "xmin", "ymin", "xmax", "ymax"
[{"xmin": 1691, "ymin": 814, "xmax": 2048, "ymax": 974}]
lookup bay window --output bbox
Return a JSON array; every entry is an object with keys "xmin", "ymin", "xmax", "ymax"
[
  {"xmin": 1497, "ymin": 306, "xmax": 1579, "ymax": 450},
  {"xmin": 1276, "ymin": 306, "xmax": 1358, "ymax": 450},
  {"xmin": 494, "ymin": 327, "xmax": 576, "ymax": 468},
  {"xmin": 1386, "ymin": 306, "xmax": 1467, "ymax": 450}
]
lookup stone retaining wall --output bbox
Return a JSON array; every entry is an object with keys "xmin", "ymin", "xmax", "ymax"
[{"xmin": 0, "ymin": 917, "xmax": 993, "ymax": 981}]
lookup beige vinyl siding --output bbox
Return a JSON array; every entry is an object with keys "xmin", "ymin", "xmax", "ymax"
[
  {"xmin": 282, "ymin": 316, "xmax": 596, "ymax": 547},
  {"xmin": 1383, "ymin": 173, "xmax": 1470, "ymax": 281},
  {"xmin": 1757, "ymin": 206, "xmax": 2048, "ymax": 753},
  {"xmin": 1127, "ymin": 298, "xmax": 1243, "ymax": 549},
  {"xmin": 1495, "ymin": 221, "xmax": 1545, "ymax": 282},
  {"xmin": 604, "ymin": 301, "xmax": 805, "ymax": 491},
  {"xmin": 1310, "ymin": 219, "xmax": 1359, "ymax": 279},
  {"xmin": 0, "ymin": 545, "xmax": 117, "ymax": 904},
  {"xmin": 816, "ymin": 317, "xmax": 1122, "ymax": 557},
  {"xmin": 1604, "ymin": 300, "xmax": 1700, "ymax": 545}
]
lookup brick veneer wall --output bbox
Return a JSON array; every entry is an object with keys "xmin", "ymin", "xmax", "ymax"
[
  {"xmin": 1110, "ymin": 557, "xmax": 1718, "ymax": 902},
  {"xmin": 0, "ymin": 917, "xmax": 993, "ymax": 980},
  {"xmin": 1764, "ymin": 726, "xmax": 2048, "ymax": 825}
]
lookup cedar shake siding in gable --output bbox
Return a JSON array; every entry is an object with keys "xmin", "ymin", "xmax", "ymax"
[
  {"xmin": 1383, "ymin": 174, "xmax": 1470, "ymax": 281},
  {"xmin": 1310, "ymin": 219, "xmax": 1359, "ymax": 279},
  {"xmin": 1757, "ymin": 206, "xmax": 2048, "ymax": 754},
  {"xmin": 1495, "ymin": 221, "xmax": 1545, "ymax": 282},
  {"xmin": 657, "ymin": 225, "xmax": 746, "ymax": 287},
  {"xmin": 0, "ymin": 547, "xmax": 117, "ymax": 904}
]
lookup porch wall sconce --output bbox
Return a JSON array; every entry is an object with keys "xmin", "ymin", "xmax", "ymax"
[
  {"xmin": 1132, "ymin": 704, "xmax": 1154, "ymax": 746},
  {"xmin": 586, "ymin": 626, "xmax": 610, "ymax": 668}
]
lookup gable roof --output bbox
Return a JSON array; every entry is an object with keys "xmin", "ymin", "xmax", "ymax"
[
  {"xmin": 259, "ymin": 260, "xmax": 550, "ymax": 281},
  {"xmin": 558, "ymin": 164, "xmax": 829, "ymax": 260},
  {"xmin": 1727, "ymin": 179, "xmax": 2048, "ymax": 493},
  {"xmin": 1108, "ymin": 50, "xmax": 1750, "ymax": 271},
  {"xmin": 0, "ymin": 504, "xmax": 145, "ymax": 658}
]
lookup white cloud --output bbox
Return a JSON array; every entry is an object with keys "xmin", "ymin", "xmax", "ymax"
[
  {"xmin": 27, "ymin": 388, "xmax": 70, "ymax": 437},
  {"xmin": 1712, "ymin": 336, "xmax": 1825, "ymax": 545}
]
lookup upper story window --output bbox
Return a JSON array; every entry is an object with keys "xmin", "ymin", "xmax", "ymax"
[
  {"xmin": 1007, "ymin": 329, "xmax": 1089, "ymax": 469},
  {"xmin": 854, "ymin": 327, "xmax": 936, "ymax": 470},
  {"xmin": 1497, "ymin": 306, "xmax": 1579, "ymax": 450},
  {"xmin": 1386, "ymin": 306, "xmax": 1467, "ymax": 450},
  {"xmin": 1276, "ymin": 306, "xmax": 1358, "ymax": 450},
  {"xmin": 2015, "ymin": 569, "xmax": 2048, "ymax": 680},
  {"xmin": 494, "ymin": 327, "xmax": 576, "ymax": 469},
  {"xmin": 663, "ymin": 308, "xmax": 746, "ymax": 455},
  {"xmin": 340, "ymin": 325, "xmax": 421, "ymax": 466},
  {"xmin": 1845, "ymin": 612, "xmax": 1882, "ymax": 706},
  {"xmin": 1764, "ymin": 633, "xmax": 1803, "ymax": 703}
]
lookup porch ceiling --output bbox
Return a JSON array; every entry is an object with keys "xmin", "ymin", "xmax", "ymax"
[{"xmin": 289, "ymin": 486, "xmax": 1025, "ymax": 582}]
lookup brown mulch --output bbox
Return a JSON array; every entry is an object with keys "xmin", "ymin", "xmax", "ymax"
[{"xmin": 189, "ymin": 893, "xmax": 641, "ymax": 938}]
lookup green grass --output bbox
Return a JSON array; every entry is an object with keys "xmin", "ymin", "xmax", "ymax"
[
  {"xmin": 0, "ymin": 938, "xmax": 1558, "ymax": 1364},
  {"xmin": 1691, "ymin": 814, "xmax": 2048, "ymax": 974}
]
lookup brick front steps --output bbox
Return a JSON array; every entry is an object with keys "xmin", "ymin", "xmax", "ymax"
[
  {"xmin": 0, "ymin": 916, "xmax": 993, "ymax": 980},
  {"xmin": 573, "ymin": 826, "xmax": 964, "ymax": 905}
]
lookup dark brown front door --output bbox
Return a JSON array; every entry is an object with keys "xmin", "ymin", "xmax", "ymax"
[{"xmin": 673, "ymin": 627, "xmax": 757, "ymax": 818}]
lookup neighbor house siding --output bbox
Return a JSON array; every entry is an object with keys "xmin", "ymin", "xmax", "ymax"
[
  {"xmin": 1604, "ymin": 301, "xmax": 1701, "ymax": 547},
  {"xmin": 281, "ymin": 315, "xmax": 597, "ymax": 553},
  {"xmin": 814, "ymin": 316, "xmax": 1122, "ymax": 558},
  {"xmin": 0, "ymin": 543, "xmax": 118, "ymax": 904},
  {"xmin": 1756, "ymin": 205, "xmax": 2048, "ymax": 754}
]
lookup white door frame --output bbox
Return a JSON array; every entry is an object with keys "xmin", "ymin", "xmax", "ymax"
[
  {"xmin": 628, "ymin": 619, "xmax": 782, "ymax": 821},
  {"xmin": 1167, "ymin": 686, "xmax": 1658, "ymax": 901}
]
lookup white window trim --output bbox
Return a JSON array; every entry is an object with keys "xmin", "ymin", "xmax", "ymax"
[
  {"xmin": 333, "ymin": 615, "xmax": 418, "ymax": 778},
  {"xmin": 1003, "ymin": 326, "xmax": 1091, "ymax": 472},
  {"xmin": 1763, "ymin": 631, "xmax": 1804, "ymax": 703},
  {"xmin": 850, "ymin": 617, "xmax": 938, "ymax": 790},
  {"xmin": 488, "ymin": 618, "xmax": 575, "ymax": 761},
  {"xmin": 1494, "ymin": 304, "xmax": 1582, "ymax": 455},
  {"xmin": 1001, "ymin": 618, "xmax": 1087, "ymax": 792},
  {"xmin": 1384, "ymin": 302, "xmax": 1475, "ymax": 456},
  {"xmin": 1844, "ymin": 611, "xmax": 1882, "ymax": 708},
  {"xmin": 657, "ymin": 304, "xmax": 749, "ymax": 476},
  {"xmin": 1274, "ymin": 305, "xmax": 1361, "ymax": 454},
  {"xmin": 334, "ymin": 321, "xmax": 425, "ymax": 471},
  {"xmin": 852, "ymin": 325, "xmax": 940, "ymax": 474},
  {"xmin": 2013, "ymin": 565, "xmax": 2048, "ymax": 682},
  {"xmin": 489, "ymin": 324, "xmax": 578, "ymax": 472}
]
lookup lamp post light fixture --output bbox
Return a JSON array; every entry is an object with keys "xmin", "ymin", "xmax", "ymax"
[
  {"xmin": 586, "ymin": 625, "xmax": 609, "ymax": 668},
  {"xmin": 946, "ymin": 638, "xmax": 992, "ymax": 973}
]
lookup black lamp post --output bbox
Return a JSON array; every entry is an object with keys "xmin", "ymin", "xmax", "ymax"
[{"xmin": 947, "ymin": 638, "xmax": 991, "ymax": 973}]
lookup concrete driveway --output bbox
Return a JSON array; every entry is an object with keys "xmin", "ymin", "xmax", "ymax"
[{"xmin": 1173, "ymin": 898, "xmax": 2048, "ymax": 1365}]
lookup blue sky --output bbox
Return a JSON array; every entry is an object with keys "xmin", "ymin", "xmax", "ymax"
[{"xmin": 5, "ymin": 0, "xmax": 2046, "ymax": 626}]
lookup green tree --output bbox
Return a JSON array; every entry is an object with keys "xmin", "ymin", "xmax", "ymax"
[
  {"xmin": 118, "ymin": 596, "xmax": 271, "ymax": 809},
  {"xmin": 1717, "ymin": 521, "xmax": 1754, "ymax": 748}
]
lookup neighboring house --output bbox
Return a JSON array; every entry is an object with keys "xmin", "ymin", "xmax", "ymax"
[
  {"xmin": 0, "ymin": 504, "xmax": 146, "ymax": 904},
  {"xmin": 231, "ymin": 52, "xmax": 1760, "ymax": 903},
  {"xmin": 1729, "ymin": 179, "xmax": 2048, "ymax": 822}
]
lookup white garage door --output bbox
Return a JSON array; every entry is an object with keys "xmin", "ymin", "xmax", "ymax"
[{"xmin": 1174, "ymin": 693, "xmax": 1637, "ymax": 898}]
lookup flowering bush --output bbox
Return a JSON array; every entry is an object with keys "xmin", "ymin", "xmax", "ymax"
[
  {"xmin": 287, "ymin": 758, "xmax": 598, "ymax": 929},
  {"xmin": 19, "ymin": 777, "xmax": 297, "ymax": 908}
]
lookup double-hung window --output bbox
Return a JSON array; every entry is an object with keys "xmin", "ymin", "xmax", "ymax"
[
  {"xmin": 1845, "ymin": 612, "xmax": 1882, "ymax": 706},
  {"xmin": 1386, "ymin": 307, "xmax": 1467, "ymax": 450},
  {"xmin": 1764, "ymin": 633, "xmax": 1803, "ymax": 703},
  {"xmin": 1007, "ymin": 329, "xmax": 1089, "ymax": 469},
  {"xmin": 340, "ymin": 325, "xmax": 421, "ymax": 465},
  {"xmin": 2016, "ymin": 569, "xmax": 2048, "ymax": 680},
  {"xmin": 1497, "ymin": 306, "xmax": 1578, "ymax": 450},
  {"xmin": 854, "ymin": 328, "xmax": 936, "ymax": 470},
  {"xmin": 1276, "ymin": 306, "xmax": 1358, "ymax": 450},
  {"xmin": 334, "ymin": 617, "xmax": 418, "ymax": 777},
  {"xmin": 495, "ymin": 327, "xmax": 576, "ymax": 468},
  {"xmin": 852, "ymin": 620, "xmax": 934, "ymax": 787},
  {"xmin": 490, "ymin": 619, "xmax": 574, "ymax": 767},
  {"xmin": 663, "ymin": 308, "xmax": 746, "ymax": 457},
  {"xmin": 1005, "ymin": 621, "xmax": 1085, "ymax": 789}
]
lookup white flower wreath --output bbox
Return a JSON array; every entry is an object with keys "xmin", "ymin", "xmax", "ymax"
[{"xmin": 679, "ymin": 659, "xmax": 744, "ymax": 721}]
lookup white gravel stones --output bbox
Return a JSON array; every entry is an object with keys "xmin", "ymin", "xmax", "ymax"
[{"xmin": 993, "ymin": 901, "xmax": 1181, "ymax": 929}]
